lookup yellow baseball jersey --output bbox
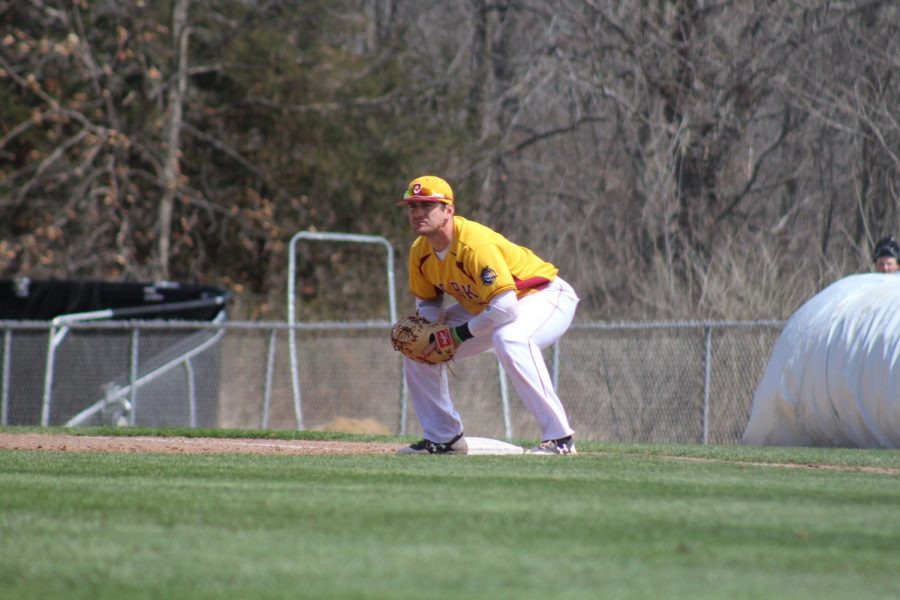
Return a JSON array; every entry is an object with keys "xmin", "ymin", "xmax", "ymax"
[{"xmin": 408, "ymin": 216, "xmax": 559, "ymax": 314}]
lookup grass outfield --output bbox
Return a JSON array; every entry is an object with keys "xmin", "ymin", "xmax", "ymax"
[{"xmin": 1, "ymin": 430, "xmax": 899, "ymax": 599}]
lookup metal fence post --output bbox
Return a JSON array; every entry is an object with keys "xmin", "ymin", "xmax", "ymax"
[
  {"xmin": 40, "ymin": 325, "xmax": 63, "ymax": 426},
  {"xmin": 184, "ymin": 358, "xmax": 197, "ymax": 428},
  {"xmin": 399, "ymin": 367, "xmax": 409, "ymax": 436},
  {"xmin": 1, "ymin": 330, "xmax": 10, "ymax": 426},
  {"xmin": 262, "ymin": 328, "xmax": 277, "ymax": 429},
  {"xmin": 497, "ymin": 359, "xmax": 513, "ymax": 440},
  {"xmin": 129, "ymin": 327, "xmax": 140, "ymax": 426},
  {"xmin": 703, "ymin": 325, "xmax": 712, "ymax": 445},
  {"xmin": 287, "ymin": 236, "xmax": 305, "ymax": 431}
]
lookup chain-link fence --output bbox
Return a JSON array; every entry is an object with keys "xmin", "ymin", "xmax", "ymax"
[{"xmin": 0, "ymin": 319, "xmax": 782, "ymax": 444}]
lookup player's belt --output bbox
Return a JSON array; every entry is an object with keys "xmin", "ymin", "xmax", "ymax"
[{"xmin": 514, "ymin": 276, "xmax": 552, "ymax": 291}]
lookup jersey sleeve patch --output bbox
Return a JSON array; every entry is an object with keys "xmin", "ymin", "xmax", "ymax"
[{"xmin": 480, "ymin": 267, "xmax": 498, "ymax": 286}]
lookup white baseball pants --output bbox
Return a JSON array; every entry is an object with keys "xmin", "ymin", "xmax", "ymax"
[{"xmin": 403, "ymin": 277, "xmax": 579, "ymax": 443}]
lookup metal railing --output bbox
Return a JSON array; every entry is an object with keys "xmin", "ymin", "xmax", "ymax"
[
  {"xmin": 63, "ymin": 319, "xmax": 227, "ymax": 428},
  {"xmin": 39, "ymin": 296, "xmax": 229, "ymax": 427},
  {"xmin": 287, "ymin": 232, "xmax": 402, "ymax": 432}
]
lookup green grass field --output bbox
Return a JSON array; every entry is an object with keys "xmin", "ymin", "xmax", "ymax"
[{"xmin": 1, "ymin": 429, "xmax": 899, "ymax": 599}]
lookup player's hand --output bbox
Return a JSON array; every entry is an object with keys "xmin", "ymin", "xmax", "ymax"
[{"xmin": 422, "ymin": 327, "xmax": 461, "ymax": 360}]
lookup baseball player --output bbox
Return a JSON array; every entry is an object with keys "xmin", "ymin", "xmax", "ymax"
[{"xmin": 396, "ymin": 175, "xmax": 579, "ymax": 455}]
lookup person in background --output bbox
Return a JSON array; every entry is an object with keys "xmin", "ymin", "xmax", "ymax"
[{"xmin": 872, "ymin": 236, "xmax": 900, "ymax": 274}]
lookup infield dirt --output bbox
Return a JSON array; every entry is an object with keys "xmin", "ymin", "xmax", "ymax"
[{"xmin": 0, "ymin": 433, "xmax": 400, "ymax": 455}]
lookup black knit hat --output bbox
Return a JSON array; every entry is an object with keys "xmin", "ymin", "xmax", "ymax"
[{"xmin": 873, "ymin": 236, "xmax": 900, "ymax": 261}]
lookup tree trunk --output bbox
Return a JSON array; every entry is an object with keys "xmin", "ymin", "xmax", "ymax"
[{"xmin": 158, "ymin": 0, "xmax": 191, "ymax": 280}]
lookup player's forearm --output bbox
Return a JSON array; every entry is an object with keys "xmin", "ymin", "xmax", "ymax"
[
  {"xmin": 464, "ymin": 290, "xmax": 519, "ymax": 337},
  {"xmin": 415, "ymin": 297, "xmax": 444, "ymax": 322}
]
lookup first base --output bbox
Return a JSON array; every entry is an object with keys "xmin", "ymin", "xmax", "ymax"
[{"xmin": 465, "ymin": 437, "xmax": 524, "ymax": 455}]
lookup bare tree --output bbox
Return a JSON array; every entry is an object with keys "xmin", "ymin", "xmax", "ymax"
[
  {"xmin": 158, "ymin": 0, "xmax": 191, "ymax": 280},
  {"xmin": 2, "ymin": 1, "xmax": 897, "ymax": 320}
]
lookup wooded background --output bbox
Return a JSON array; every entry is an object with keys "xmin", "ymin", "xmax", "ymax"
[{"xmin": 2, "ymin": 1, "xmax": 898, "ymax": 321}]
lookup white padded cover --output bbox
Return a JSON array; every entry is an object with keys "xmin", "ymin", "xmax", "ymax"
[{"xmin": 743, "ymin": 273, "xmax": 900, "ymax": 448}]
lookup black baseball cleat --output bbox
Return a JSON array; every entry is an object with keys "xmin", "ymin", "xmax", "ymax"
[
  {"xmin": 397, "ymin": 432, "xmax": 468, "ymax": 455},
  {"xmin": 525, "ymin": 435, "xmax": 577, "ymax": 455}
]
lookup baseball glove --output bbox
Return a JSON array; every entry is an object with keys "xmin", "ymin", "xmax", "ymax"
[{"xmin": 390, "ymin": 315, "xmax": 457, "ymax": 364}]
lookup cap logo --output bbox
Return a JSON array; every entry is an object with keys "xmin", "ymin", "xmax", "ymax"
[{"xmin": 412, "ymin": 183, "xmax": 423, "ymax": 195}]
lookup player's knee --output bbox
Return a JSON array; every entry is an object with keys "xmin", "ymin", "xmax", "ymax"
[{"xmin": 491, "ymin": 326, "xmax": 526, "ymax": 353}]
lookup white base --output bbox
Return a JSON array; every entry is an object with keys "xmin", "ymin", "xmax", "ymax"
[{"xmin": 465, "ymin": 437, "xmax": 524, "ymax": 455}]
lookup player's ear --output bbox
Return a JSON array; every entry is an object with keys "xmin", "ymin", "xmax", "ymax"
[{"xmin": 444, "ymin": 203, "xmax": 454, "ymax": 216}]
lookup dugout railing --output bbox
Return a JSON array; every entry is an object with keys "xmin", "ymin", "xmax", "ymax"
[{"xmin": 0, "ymin": 318, "xmax": 783, "ymax": 444}]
